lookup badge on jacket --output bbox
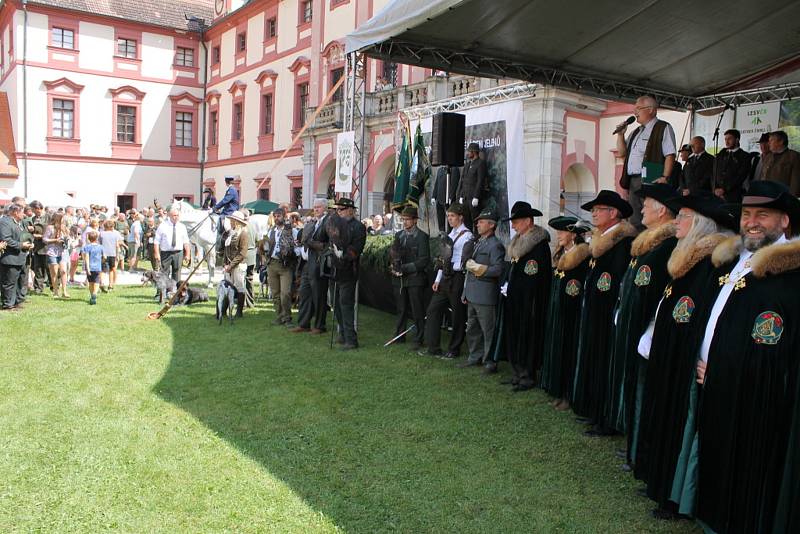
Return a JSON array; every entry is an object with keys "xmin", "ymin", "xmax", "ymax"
[
  {"xmin": 524, "ymin": 259, "xmax": 538, "ymax": 275},
  {"xmin": 596, "ymin": 272, "xmax": 611, "ymax": 292},
  {"xmin": 672, "ymin": 296, "xmax": 695, "ymax": 323},
  {"xmin": 634, "ymin": 265, "xmax": 652, "ymax": 287},
  {"xmin": 752, "ymin": 311, "xmax": 784, "ymax": 345},
  {"xmin": 565, "ymin": 279, "xmax": 581, "ymax": 297}
]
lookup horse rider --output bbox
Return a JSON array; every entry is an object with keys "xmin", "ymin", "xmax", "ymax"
[{"xmin": 213, "ymin": 176, "xmax": 240, "ymax": 253}]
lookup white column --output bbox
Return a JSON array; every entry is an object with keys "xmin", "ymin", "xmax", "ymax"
[{"xmin": 302, "ymin": 136, "xmax": 316, "ymax": 208}]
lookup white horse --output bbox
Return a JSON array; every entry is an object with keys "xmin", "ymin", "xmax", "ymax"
[
  {"xmin": 171, "ymin": 200, "xmax": 272, "ymax": 287},
  {"xmin": 172, "ymin": 200, "xmax": 219, "ymax": 287}
]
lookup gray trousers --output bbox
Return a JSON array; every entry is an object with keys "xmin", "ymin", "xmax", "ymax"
[
  {"xmin": 0, "ymin": 263, "xmax": 23, "ymax": 308},
  {"xmin": 628, "ymin": 176, "xmax": 644, "ymax": 230},
  {"xmin": 465, "ymin": 302, "xmax": 496, "ymax": 364},
  {"xmin": 334, "ymin": 279, "xmax": 357, "ymax": 345},
  {"xmin": 160, "ymin": 250, "xmax": 182, "ymax": 283}
]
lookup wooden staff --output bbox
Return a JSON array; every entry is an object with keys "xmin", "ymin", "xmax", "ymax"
[{"xmin": 146, "ymin": 244, "xmax": 216, "ymax": 320}]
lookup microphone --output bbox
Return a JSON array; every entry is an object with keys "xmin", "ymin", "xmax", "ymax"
[{"xmin": 613, "ymin": 116, "xmax": 635, "ymax": 135}]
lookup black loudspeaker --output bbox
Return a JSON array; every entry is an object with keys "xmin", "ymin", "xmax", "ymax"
[{"xmin": 430, "ymin": 112, "xmax": 466, "ymax": 167}]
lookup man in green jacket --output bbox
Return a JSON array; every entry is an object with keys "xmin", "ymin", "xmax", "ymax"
[{"xmin": 391, "ymin": 205, "xmax": 430, "ymax": 351}]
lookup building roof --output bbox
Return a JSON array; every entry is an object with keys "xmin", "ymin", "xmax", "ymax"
[{"xmin": 29, "ymin": 0, "xmax": 214, "ymax": 31}]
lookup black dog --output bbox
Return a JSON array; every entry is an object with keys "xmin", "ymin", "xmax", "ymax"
[
  {"xmin": 175, "ymin": 285, "xmax": 209, "ymax": 306},
  {"xmin": 141, "ymin": 270, "xmax": 177, "ymax": 304},
  {"xmin": 216, "ymin": 279, "xmax": 238, "ymax": 325}
]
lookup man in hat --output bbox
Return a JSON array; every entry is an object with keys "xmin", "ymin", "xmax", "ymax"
[
  {"xmin": 330, "ymin": 198, "xmax": 367, "ymax": 350},
  {"xmin": 262, "ymin": 207, "xmax": 300, "ymax": 326},
  {"xmin": 291, "ymin": 198, "xmax": 330, "ymax": 334},
  {"xmin": 758, "ymin": 130, "xmax": 800, "ymax": 196},
  {"xmin": 390, "ymin": 205, "xmax": 430, "ymax": 351},
  {"xmin": 213, "ymin": 176, "xmax": 240, "ymax": 251},
  {"xmin": 751, "ymin": 132, "xmax": 771, "ymax": 183},
  {"xmin": 616, "ymin": 95, "xmax": 677, "ymax": 229},
  {"xmin": 572, "ymin": 190, "xmax": 638, "ymax": 436},
  {"xmin": 0, "ymin": 204, "xmax": 34, "ymax": 310},
  {"xmin": 459, "ymin": 209, "xmax": 505, "ymax": 368},
  {"xmin": 494, "ymin": 201, "xmax": 552, "ymax": 388},
  {"xmin": 421, "ymin": 203, "xmax": 473, "ymax": 358},
  {"xmin": 694, "ymin": 180, "xmax": 800, "ymax": 533},
  {"xmin": 713, "ymin": 128, "xmax": 753, "ymax": 203},
  {"xmin": 605, "ymin": 184, "xmax": 679, "ymax": 462},
  {"xmin": 201, "ymin": 187, "xmax": 217, "ymax": 210},
  {"xmin": 456, "ymin": 142, "xmax": 488, "ymax": 230}
]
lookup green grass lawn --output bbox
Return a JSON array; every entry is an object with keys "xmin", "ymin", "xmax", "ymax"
[{"xmin": 0, "ymin": 286, "xmax": 699, "ymax": 533}]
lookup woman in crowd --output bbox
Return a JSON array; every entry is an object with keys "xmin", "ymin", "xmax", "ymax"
[
  {"xmin": 633, "ymin": 194, "xmax": 737, "ymax": 519},
  {"xmin": 540, "ymin": 216, "xmax": 590, "ymax": 410},
  {"xmin": 127, "ymin": 213, "xmax": 143, "ymax": 272},
  {"xmin": 66, "ymin": 223, "xmax": 82, "ymax": 286},
  {"xmin": 99, "ymin": 219, "xmax": 122, "ymax": 291},
  {"xmin": 42, "ymin": 212, "xmax": 69, "ymax": 298}
]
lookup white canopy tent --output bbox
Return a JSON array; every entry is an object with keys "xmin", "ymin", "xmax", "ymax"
[{"xmin": 346, "ymin": 0, "xmax": 800, "ymax": 109}]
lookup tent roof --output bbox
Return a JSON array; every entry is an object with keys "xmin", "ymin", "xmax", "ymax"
[{"xmin": 346, "ymin": 0, "xmax": 800, "ymax": 108}]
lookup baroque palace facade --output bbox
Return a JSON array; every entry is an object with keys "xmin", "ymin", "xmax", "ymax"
[{"xmin": 0, "ymin": 0, "xmax": 687, "ymax": 221}]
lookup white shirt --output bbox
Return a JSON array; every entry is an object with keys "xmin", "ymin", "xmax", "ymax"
[
  {"xmin": 435, "ymin": 224, "xmax": 473, "ymax": 284},
  {"xmin": 699, "ymin": 235, "xmax": 788, "ymax": 362},
  {"xmin": 602, "ymin": 222, "xmax": 621, "ymax": 236},
  {"xmin": 626, "ymin": 117, "xmax": 677, "ymax": 175},
  {"xmin": 154, "ymin": 219, "xmax": 190, "ymax": 252}
]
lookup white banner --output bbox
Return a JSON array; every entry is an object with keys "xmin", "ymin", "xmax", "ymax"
[
  {"xmin": 335, "ymin": 131, "xmax": 355, "ymax": 193},
  {"xmin": 736, "ymin": 102, "xmax": 781, "ymax": 152}
]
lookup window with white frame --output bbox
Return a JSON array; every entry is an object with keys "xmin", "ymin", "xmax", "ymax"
[
  {"xmin": 52, "ymin": 28, "xmax": 75, "ymax": 49},
  {"xmin": 266, "ymin": 17, "xmax": 277, "ymax": 39},
  {"xmin": 116, "ymin": 106, "xmax": 136, "ymax": 143},
  {"xmin": 302, "ymin": 0, "xmax": 313, "ymax": 22},
  {"xmin": 262, "ymin": 94, "xmax": 273, "ymax": 135},
  {"xmin": 52, "ymin": 99, "xmax": 74, "ymax": 138},
  {"xmin": 175, "ymin": 47, "xmax": 194, "ymax": 67},
  {"xmin": 233, "ymin": 103, "xmax": 243, "ymax": 141},
  {"xmin": 175, "ymin": 112, "xmax": 193, "ymax": 147}
]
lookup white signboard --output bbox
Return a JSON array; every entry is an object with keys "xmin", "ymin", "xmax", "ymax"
[
  {"xmin": 335, "ymin": 131, "xmax": 355, "ymax": 193},
  {"xmin": 736, "ymin": 102, "xmax": 781, "ymax": 152}
]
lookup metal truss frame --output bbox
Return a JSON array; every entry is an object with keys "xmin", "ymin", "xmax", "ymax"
[
  {"xmin": 401, "ymin": 81, "xmax": 538, "ymax": 120},
  {"xmin": 343, "ymin": 51, "xmax": 367, "ymax": 212},
  {"xmin": 693, "ymin": 82, "xmax": 800, "ymax": 110}
]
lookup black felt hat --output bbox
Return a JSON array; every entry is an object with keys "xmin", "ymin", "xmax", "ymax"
[
  {"xmin": 548, "ymin": 216, "xmax": 589, "ymax": 234},
  {"xmin": 581, "ymin": 189, "xmax": 633, "ymax": 219},
  {"xmin": 635, "ymin": 183, "xmax": 682, "ymax": 214},
  {"xmin": 676, "ymin": 193, "xmax": 739, "ymax": 232},
  {"xmin": 467, "ymin": 142, "xmax": 480, "ymax": 152},
  {"xmin": 334, "ymin": 197, "xmax": 355, "ymax": 209},
  {"xmin": 400, "ymin": 206, "xmax": 418, "ymax": 218},
  {"xmin": 503, "ymin": 201, "xmax": 543, "ymax": 221}
]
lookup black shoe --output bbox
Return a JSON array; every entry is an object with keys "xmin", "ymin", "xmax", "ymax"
[
  {"xmin": 651, "ymin": 508, "xmax": 687, "ymax": 521},
  {"xmin": 512, "ymin": 383, "xmax": 534, "ymax": 392},
  {"xmin": 441, "ymin": 350, "xmax": 458, "ymax": 359},
  {"xmin": 584, "ymin": 427, "xmax": 615, "ymax": 437},
  {"xmin": 340, "ymin": 343, "xmax": 359, "ymax": 351},
  {"xmin": 481, "ymin": 364, "xmax": 498, "ymax": 375},
  {"xmin": 457, "ymin": 360, "xmax": 481, "ymax": 368},
  {"xmin": 418, "ymin": 349, "xmax": 441, "ymax": 357},
  {"xmin": 621, "ymin": 463, "xmax": 633, "ymax": 472},
  {"xmin": 575, "ymin": 417, "xmax": 593, "ymax": 425}
]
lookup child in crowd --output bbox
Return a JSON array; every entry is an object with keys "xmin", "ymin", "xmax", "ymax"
[
  {"xmin": 82, "ymin": 230, "xmax": 104, "ymax": 305},
  {"xmin": 99, "ymin": 219, "xmax": 122, "ymax": 291}
]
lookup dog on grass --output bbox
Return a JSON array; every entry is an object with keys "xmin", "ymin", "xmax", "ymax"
[
  {"xmin": 175, "ymin": 285, "xmax": 209, "ymax": 306},
  {"xmin": 216, "ymin": 279, "xmax": 238, "ymax": 325},
  {"xmin": 141, "ymin": 270, "xmax": 177, "ymax": 304}
]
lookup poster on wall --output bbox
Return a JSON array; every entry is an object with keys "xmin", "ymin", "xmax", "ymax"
[
  {"xmin": 736, "ymin": 102, "xmax": 781, "ymax": 152},
  {"xmin": 335, "ymin": 131, "xmax": 355, "ymax": 193},
  {"xmin": 416, "ymin": 100, "xmax": 524, "ymax": 242},
  {"xmin": 779, "ymin": 100, "xmax": 800, "ymax": 150}
]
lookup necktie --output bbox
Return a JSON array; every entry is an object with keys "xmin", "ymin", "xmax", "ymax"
[{"xmin": 171, "ymin": 223, "xmax": 176, "ymax": 249}]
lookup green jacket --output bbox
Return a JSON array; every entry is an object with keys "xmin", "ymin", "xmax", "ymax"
[{"xmin": 391, "ymin": 227, "xmax": 430, "ymax": 288}]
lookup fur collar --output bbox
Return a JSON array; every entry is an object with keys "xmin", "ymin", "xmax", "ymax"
[
  {"xmin": 751, "ymin": 238, "xmax": 800, "ymax": 277},
  {"xmin": 557, "ymin": 242, "xmax": 591, "ymax": 271},
  {"xmin": 711, "ymin": 235, "xmax": 742, "ymax": 267},
  {"xmin": 712, "ymin": 235, "xmax": 800, "ymax": 277},
  {"xmin": 630, "ymin": 222, "xmax": 676, "ymax": 257},
  {"xmin": 667, "ymin": 233, "xmax": 728, "ymax": 279},
  {"xmin": 508, "ymin": 226, "xmax": 549, "ymax": 261},
  {"xmin": 589, "ymin": 221, "xmax": 638, "ymax": 258}
]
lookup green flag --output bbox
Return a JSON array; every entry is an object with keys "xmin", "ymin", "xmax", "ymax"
[
  {"xmin": 392, "ymin": 125, "xmax": 412, "ymax": 211},
  {"xmin": 407, "ymin": 124, "xmax": 431, "ymax": 208}
]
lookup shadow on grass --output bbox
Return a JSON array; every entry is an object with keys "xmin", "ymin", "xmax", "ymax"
[{"xmin": 152, "ymin": 299, "xmax": 698, "ymax": 533}]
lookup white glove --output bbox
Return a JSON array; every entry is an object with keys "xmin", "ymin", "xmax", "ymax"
[
  {"xmin": 333, "ymin": 244, "xmax": 343, "ymax": 259},
  {"xmin": 471, "ymin": 198, "xmax": 479, "ymax": 207},
  {"xmin": 500, "ymin": 282, "xmax": 508, "ymax": 297},
  {"xmin": 458, "ymin": 197, "xmax": 463, "ymax": 204}
]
